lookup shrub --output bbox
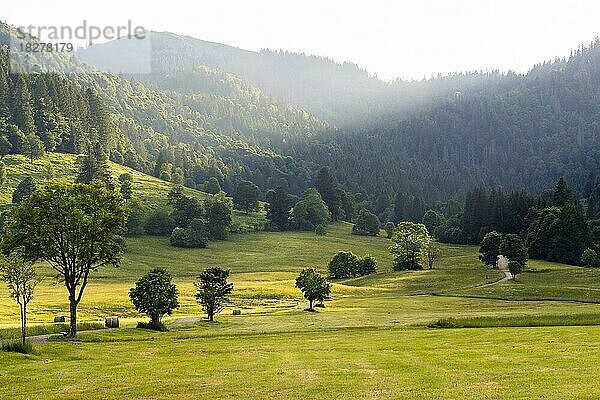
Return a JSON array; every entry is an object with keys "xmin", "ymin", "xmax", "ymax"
[
  {"xmin": 356, "ymin": 255, "xmax": 377, "ymax": 275},
  {"xmin": 1, "ymin": 341, "xmax": 35, "ymax": 354},
  {"xmin": 145, "ymin": 208, "xmax": 175, "ymax": 236},
  {"xmin": 12, "ymin": 176, "xmax": 36, "ymax": 204},
  {"xmin": 582, "ymin": 248, "xmax": 600, "ymax": 268},
  {"xmin": 508, "ymin": 260, "xmax": 523, "ymax": 277},
  {"xmin": 186, "ymin": 218, "xmax": 210, "ymax": 248},
  {"xmin": 136, "ymin": 321, "xmax": 168, "ymax": 332},
  {"xmin": 328, "ymin": 251, "xmax": 377, "ymax": 278},
  {"xmin": 315, "ymin": 223, "xmax": 327, "ymax": 236},
  {"xmin": 124, "ymin": 198, "xmax": 147, "ymax": 236},
  {"xmin": 328, "ymin": 251, "xmax": 359, "ymax": 278},
  {"xmin": 170, "ymin": 227, "xmax": 189, "ymax": 247},
  {"xmin": 384, "ymin": 222, "xmax": 395, "ymax": 239}
]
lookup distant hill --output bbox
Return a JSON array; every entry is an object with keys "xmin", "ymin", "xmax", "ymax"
[{"xmin": 6, "ymin": 21, "xmax": 600, "ymax": 216}]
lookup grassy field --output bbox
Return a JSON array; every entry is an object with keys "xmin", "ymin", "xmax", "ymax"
[
  {"xmin": 1, "ymin": 155, "xmax": 600, "ymax": 398},
  {"xmin": 1, "ymin": 220, "xmax": 600, "ymax": 398},
  {"xmin": 0, "ymin": 153, "xmax": 266, "ymax": 227}
]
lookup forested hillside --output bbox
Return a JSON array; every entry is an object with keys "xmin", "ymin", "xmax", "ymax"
[
  {"xmin": 5, "ymin": 20, "xmax": 600, "ymax": 214},
  {"xmin": 0, "ymin": 22, "xmax": 331, "ymax": 194},
  {"xmin": 78, "ymin": 32, "xmax": 600, "ymax": 206}
]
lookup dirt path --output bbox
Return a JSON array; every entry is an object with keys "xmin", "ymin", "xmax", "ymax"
[
  {"xmin": 170, "ymin": 317, "xmax": 202, "ymax": 326},
  {"xmin": 476, "ymin": 255, "xmax": 512, "ymax": 288},
  {"xmin": 25, "ymin": 328, "xmax": 112, "ymax": 344},
  {"xmin": 10, "ymin": 317, "xmax": 201, "ymax": 345}
]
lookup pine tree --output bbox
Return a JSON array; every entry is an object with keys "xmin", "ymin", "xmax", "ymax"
[
  {"xmin": 0, "ymin": 61, "xmax": 10, "ymax": 121},
  {"xmin": 550, "ymin": 203, "xmax": 591, "ymax": 265},
  {"xmin": 10, "ymin": 75, "xmax": 35, "ymax": 134},
  {"xmin": 315, "ymin": 167, "xmax": 340, "ymax": 221},
  {"xmin": 553, "ymin": 177, "xmax": 573, "ymax": 207},
  {"xmin": 265, "ymin": 187, "xmax": 292, "ymax": 231},
  {"xmin": 76, "ymin": 141, "xmax": 113, "ymax": 189}
]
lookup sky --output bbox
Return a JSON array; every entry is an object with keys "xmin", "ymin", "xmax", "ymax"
[{"xmin": 4, "ymin": 0, "xmax": 600, "ymax": 80}]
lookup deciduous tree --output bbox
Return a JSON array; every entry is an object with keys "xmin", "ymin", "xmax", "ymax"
[
  {"xmin": 0, "ymin": 251, "xmax": 40, "ymax": 345},
  {"xmin": 295, "ymin": 268, "xmax": 331, "ymax": 311},
  {"xmin": 129, "ymin": 268, "xmax": 179, "ymax": 327},
  {"xmin": 195, "ymin": 267, "xmax": 233, "ymax": 321},
  {"xmin": 389, "ymin": 222, "xmax": 430, "ymax": 270},
  {"xmin": 1, "ymin": 181, "xmax": 128, "ymax": 337}
]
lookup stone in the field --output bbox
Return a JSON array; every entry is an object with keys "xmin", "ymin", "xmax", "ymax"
[
  {"xmin": 232, "ymin": 309, "xmax": 241, "ymax": 315},
  {"xmin": 53, "ymin": 316, "xmax": 66, "ymax": 323},
  {"xmin": 105, "ymin": 316, "xmax": 120, "ymax": 328}
]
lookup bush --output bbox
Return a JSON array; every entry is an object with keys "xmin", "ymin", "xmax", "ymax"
[
  {"xmin": 136, "ymin": 321, "xmax": 168, "ymax": 332},
  {"xmin": 1, "ymin": 341, "xmax": 35, "ymax": 354},
  {"xmin": 170, "ymin": 219, "xmax": 210, "ymax": 248},
  {"xmin": 12, "ymin": 176, "xmax": 36, "ymax": 205},
  {"xmin": 356, "ymin": 255, "xmax": 377, "ymax": 275},
  {"xmin": 315, "ymin": 223, "xmax": 327, "ymax": 236},
  {"xmin": 508, "ymin": 260, "xmax": 523, "ymax": 277},
  {"xmin": 124, "ymin": 198, "xmax": 147, "ymax": 236},
  {"xmin": 328, "ymin": 251, "xmax": 377, "ymax": 278},
  {"xmin": 384, "ymin": 222, "xmax": 395, "ymax": 239},
  {"xmin": 328, "ymin": 251, "xmax": 359, "ymax": 278},
  {"xmin": 582, "ymin": 248, "xmax": 600, "ymax": 268},
  {"xmin": 145, "ymin": 208, "xmax": 175, "ymax": 236},
  {"xmin": 186, "ymin": 218, "xmax": 209, "ymax": 248},
  {"xmin": 170, "ymin": 227, "xmax": 189, "ymax": 247}
]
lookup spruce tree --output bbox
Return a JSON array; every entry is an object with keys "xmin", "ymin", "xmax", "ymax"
[
  {"xmin": 265, "ymin": 187, "xmax": 292, "ymax": 231},
  {"xmin": 550, "ymin": 203, "xmax": 591, "ymax": 265},
  {"xmin": 315, "ymin": 167, "xmax": 340, "ymax": 221},
  {"xmin": 553, "ymin": 177, "xmax": 573, "ymax": 207},
  {"xmin": 10, "ymin": 75, "xmax": 35, "ymax": 135}
]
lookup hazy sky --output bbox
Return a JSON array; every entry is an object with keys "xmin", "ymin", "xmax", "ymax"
[{"xmin": 4, "ymin": 0, "xmax": 600, "ymax": 80}]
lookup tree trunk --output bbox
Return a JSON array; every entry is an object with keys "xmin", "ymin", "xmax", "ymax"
[
  {"xmin": 68, "ymin": 298, "xmax": 78, "ymax": 337},
  {"xmin": 309, "ymin": 300, "xmax": 313, "ymax": 310},
  {"xmin": 208, "ymin": 312, "xmax": 213, "ymax": 321},
  {"xmin": 20, "ymin": 302, "xmax": 26, "ymax": 346}
]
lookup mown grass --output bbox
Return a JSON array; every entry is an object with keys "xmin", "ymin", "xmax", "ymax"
[
  {"xmin": 449, "ymin": 259, "xmax": 600, "ymax": 303},
  {"xmin": 2, "ymin": 157, "xmax": 600, "ymax": 397},
  {"xmin": 429, "ymin": 313, "xmax": 600, "ymax": 328},
  {"xmin": 2, "ymin": 325, "xmax": 600, "ymax": 399}
]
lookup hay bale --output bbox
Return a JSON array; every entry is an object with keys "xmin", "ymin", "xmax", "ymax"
[
  {"xmin": 53, "ymin": 316, "xmax": 66, "ymax": 323},
  {"xmin": 232, "ymin": 309, "xmax": 241, "ymax": 316},
  {"xmin": 105, "ymin": 316, "xmax": 119, "ymax": 328}
]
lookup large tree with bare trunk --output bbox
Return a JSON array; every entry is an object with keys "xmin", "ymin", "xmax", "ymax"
[{"xmin": 1, "ymin": 180, "xmax": 128, "ymax": 337}]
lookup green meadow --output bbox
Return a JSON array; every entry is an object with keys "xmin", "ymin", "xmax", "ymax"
[
  {"xmin": 1, "ymin": 223, "xmax": 600, "ymax": 399},
  {"xmin": 1, "ymin": 155, "xmax": 600, "ymax": 399}
]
